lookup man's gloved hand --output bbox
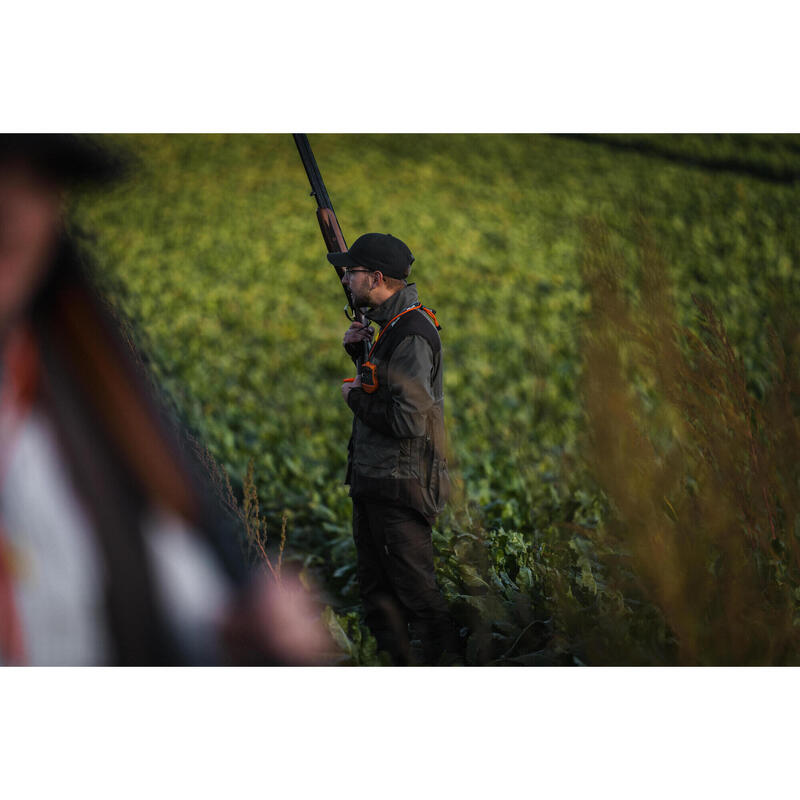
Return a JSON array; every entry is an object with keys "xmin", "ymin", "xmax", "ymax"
[{"xmin": 342, "ymin": 320, "xmax": 374, "ymax": 361}]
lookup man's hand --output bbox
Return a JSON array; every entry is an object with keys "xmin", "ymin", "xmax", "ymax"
[
  {"xmin": 221, "ymin": 569, "xmax": 333, "ymax": 665},
  {"xmin": 343, "ymin": 320, "xmax": 374, "ymax": 359},
  {"xmin": 341, "ymin": 374, "xmax": 361, "ymax": 402}
]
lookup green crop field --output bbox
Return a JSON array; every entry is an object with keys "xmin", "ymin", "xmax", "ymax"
[{"xmin": 72, "ymin": 134, "xmax": 800, "ymax": 665}]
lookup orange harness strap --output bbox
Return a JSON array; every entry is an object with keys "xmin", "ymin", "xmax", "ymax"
[
  {"xmin": 367, "ymin": 303, "xmax": 423, "ymax": 358},
  {"xmin": 345, "ymin": 305, "xmax": 441, "ymax": 394},
  {"xmin": 420, "ymin": 306, "xmax": 440, "ymax": 329},
  {"xmin": 357, "ymin": 304, "xmax": 440, "ymax": 395}
]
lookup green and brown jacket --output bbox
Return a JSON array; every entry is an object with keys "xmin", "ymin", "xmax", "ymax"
[{"xmin": 345, "ymin": 284, "xmax": 450, "ymax": 522}]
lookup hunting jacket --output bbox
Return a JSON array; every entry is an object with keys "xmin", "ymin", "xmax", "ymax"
[{"xmin": 345, "ymin": 284, "xmax": 450, "ymax": 522}]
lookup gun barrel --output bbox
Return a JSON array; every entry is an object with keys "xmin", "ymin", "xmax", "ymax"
[
  {"xmin": 293, "ymin": 134, "xmax": 335, "ymax": 213},
  {"xmin": 292, "ymin": 134, "xmax": 369, "ymax": 364}
]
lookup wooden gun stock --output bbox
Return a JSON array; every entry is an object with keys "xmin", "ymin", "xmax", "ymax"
[{"xmin": 317, "ymin": 207, "xmax": 347, "ymax": 263}]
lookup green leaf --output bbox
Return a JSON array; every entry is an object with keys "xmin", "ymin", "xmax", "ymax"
[{"xmin": 321, "ymin": 606, "xmax": 354, "ymax": 658}]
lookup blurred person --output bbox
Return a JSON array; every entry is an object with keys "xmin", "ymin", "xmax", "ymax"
[
  {"xmin": 0, "ymin": 134, "xmax": 328, "ymax": 665},
  {"xmin": 337, "ymin": 233, "xmax": 457, "ymax": 665}
]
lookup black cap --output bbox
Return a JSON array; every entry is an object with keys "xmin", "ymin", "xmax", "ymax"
[
  {"xmin": 328, "ymin": 233, "xmax": 415, "ymax": 279},
  {"xmin": 0, "ymin": 134, "xmax": 129, "ymax": 186}
]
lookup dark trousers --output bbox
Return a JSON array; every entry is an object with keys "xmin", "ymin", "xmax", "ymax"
[{"xmin": 353, "ymin": 499, "xmax": 456, "ymax": 665}]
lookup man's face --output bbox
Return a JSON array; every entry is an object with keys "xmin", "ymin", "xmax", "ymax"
[
  {"xmin": 0, "ymin": 159, "xmax": 62, "ymax": 331},
  {"xmin": 341, "ymin": 266, "xmax": 376, "ymax": 307}
]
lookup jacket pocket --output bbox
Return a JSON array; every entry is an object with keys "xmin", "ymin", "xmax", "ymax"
[{"xmin": 353, "ymin": 424, "xmax": 400, "ymax": 476}]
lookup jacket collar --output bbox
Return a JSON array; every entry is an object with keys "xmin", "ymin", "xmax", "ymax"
[{"xmin": 365, "ymin": 284, "xmax": 420, "ymax": 327}]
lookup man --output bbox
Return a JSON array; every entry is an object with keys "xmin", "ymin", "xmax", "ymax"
[
  {"xmin": 0, "ymin": 135, "xmax": 328, "ymax": 665},
  {"xmin": 333, "ymin": 232, "xmax": 457, "ymax": 665}
]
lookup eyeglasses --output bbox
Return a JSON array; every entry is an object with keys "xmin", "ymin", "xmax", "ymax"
[{"xmin": 342, "ymin": 268, "xmax": 372, "ymax": 276}]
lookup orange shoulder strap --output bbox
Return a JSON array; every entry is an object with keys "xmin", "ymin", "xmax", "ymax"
[{"xmin": 420, "ymin": 306, "xmax": 441, "ymax": 329}]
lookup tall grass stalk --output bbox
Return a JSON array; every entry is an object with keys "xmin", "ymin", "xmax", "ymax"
[{"xmin": 580, "ymin": 218, "xmax": 800, "ymax": 665}]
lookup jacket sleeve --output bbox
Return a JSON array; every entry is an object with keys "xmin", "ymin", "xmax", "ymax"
[{"xmin": 346, "ymin": 335, "xmax": 434, "ymax": 438}]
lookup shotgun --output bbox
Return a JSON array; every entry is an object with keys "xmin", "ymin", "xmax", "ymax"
[{"xmin": 292, "ymin": 134, "xmax": 370, "ymax": 366}]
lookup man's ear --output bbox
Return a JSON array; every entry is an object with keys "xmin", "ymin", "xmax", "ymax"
[{"xmin": 372, "ymin": 270, "xmax": 383, "ymax": 286}]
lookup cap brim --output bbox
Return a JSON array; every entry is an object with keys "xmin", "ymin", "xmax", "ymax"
[{"xmin": 327, "ymin": 250, "xmax": 360, "ymax": 268}]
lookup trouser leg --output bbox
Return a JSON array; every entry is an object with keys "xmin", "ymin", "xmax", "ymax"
[
  {"xmin": 360, "ymin": 501, "xmax": 456, "ymax": 665},
  {"xmin": 352, "ymin": 500, "xmax": 411, "ymax": 665}
]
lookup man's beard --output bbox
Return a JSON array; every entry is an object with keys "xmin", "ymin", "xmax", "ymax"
[{"xmin": 349, "ymin": 288, "xmax": 371, "ymax": 309}]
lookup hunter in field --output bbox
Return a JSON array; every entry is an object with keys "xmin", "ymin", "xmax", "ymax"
[{"xmin": 336, "ymin": 233, "xmax": 458, "ymax": 665}]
